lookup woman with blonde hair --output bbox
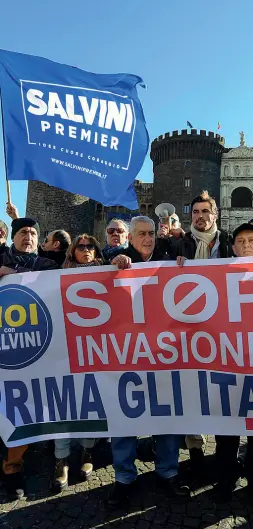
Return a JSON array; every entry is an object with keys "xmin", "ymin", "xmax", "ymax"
[{"xmin": 54, "ymin": 233, "xmax": 105, "ymax": 491}]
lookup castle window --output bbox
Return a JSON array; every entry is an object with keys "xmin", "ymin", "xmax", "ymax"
[
  {"xmin": 184, "ymin": 177, "xmax": 191, "ymax": 188},
  {"xmin": 185, "ymin": 160, "xmax": 191, "ymax": 168},
  {"xmin": 183, "ymin": 204, "xmax": 191, "ymax": 214},
  {"xmin": 96, "ymin": 203, "xmax": 102, "ymax": 213}
]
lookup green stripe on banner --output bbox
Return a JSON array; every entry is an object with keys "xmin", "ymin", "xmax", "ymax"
[{"xmin": 8, "ymin": 420, "xmax": 108, "ymax": 442}]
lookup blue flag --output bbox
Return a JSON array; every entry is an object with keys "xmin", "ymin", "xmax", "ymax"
[{"xmin": 0, "ymin": 50, "xmax": 149, "ymax": 209}]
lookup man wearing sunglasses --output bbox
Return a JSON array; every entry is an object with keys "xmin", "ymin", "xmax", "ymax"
[
  {"xmin": 39, "ymin": 230, "xmax": 71, "ymax": 268},
  {"xmin": 103, "ymin": 218, "xmax": 129, "ymax": 260},
  {"xmin": 0, "ymin": 220, "xmax": 8, "ymax": 255},
  {"xmin": 109, "ymin": 216, "xmax": 189, "ymax": 505}
]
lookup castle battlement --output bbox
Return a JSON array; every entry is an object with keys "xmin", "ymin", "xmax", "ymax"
[{"xmin": 152, "ymin": 129, "xmax": 225, "ymax": 144}]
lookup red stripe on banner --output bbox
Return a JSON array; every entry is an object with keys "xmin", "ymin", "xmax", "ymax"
[{"xmin": 245, "ymin": 418, "xmax": 253, "ymax": 430}]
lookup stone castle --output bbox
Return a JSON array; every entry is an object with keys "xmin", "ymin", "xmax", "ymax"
[{"xmin": 26, "ymin": 129, "xmax": 253, "ymax": 242}]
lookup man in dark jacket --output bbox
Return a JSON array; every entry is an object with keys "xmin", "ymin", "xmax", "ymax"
[
  {"xmin": 111, "ymin": 215, "xmax": 171, "ymax": 267},
  {"xmin": 108, "ymin": 216, "xmax": 189, "ymax": 505},
  {"xmin": 156, "ymin": 213, "xmax": 185, "ymax": 258},
  {"xmin": 38, "ymin": 229, "xmax": 71, "ymax": 268},
  {"xmin": 0, "ymin": 220, "xmax": 9, "ymax": 256},
  {"xmin": 5, "ymin": 202, "xmax": 71, "ymax": 269},
  {"xmin": 1, "ymin": 217, "xmax": 57, "ymax": 499},
  {"xmin": 176, "ymin": 190, "xmax": 233, "ymax": 261},
  {"xmin": 176, "ymin": 191, "xmax": 234, "ymax": 499}
]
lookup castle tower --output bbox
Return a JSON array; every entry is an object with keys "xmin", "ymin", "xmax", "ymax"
[
  {"xmin": 150, "ymin": 129, "xmax": 225, "ymax": 230},
  {"xmin": 26, "ymin": 182, "xmax": 96, "ymax": 241}
]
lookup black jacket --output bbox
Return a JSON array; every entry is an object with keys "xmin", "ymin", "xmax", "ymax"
[
  {"xmin": 0, "ymin": 248, "xmax": 57, "ymax": 273},
  {"xmin": 156, "ymin": 236, "xmax": 179, "ymax": 260},
  {"xmin": 120, "ymin": 243, "xmax": 169, "ymax": 263},
  {"xmin": 176, "ymin": 230, "xmax": 233, "ymax": 259},
  {"xmin": 0, "ymin": 243, "xmax": 8, "ymax": 256},
  {"xmin": 38, "ymin": 246, "xmax": 67, "ymax": 268}
]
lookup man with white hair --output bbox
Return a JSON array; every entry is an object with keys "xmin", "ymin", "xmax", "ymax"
[
  {"xmin": 111, "ymin": 215, "xmax": 170, "ymax": 268},
  {"xmin": 103, "ymin": 218, "xmax": 129, "ymax": 260},
  {"xmin": 109, "ymin": 217, "xmax": 189, "ymax": 505}
]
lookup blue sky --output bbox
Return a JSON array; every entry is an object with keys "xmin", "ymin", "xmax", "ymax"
[{"xmin": 0, "ymin": 0, "xmax": 253, "ymax": 228}]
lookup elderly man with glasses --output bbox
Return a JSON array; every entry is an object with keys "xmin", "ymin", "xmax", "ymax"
[{"xmin": 103, "ymin": 218, "xmax": 129, "ymax": 260}]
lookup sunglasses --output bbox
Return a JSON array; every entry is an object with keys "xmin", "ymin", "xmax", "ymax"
[
  {"xmin": 107, "ymin": 228, "xmax": 125, "ymax": 235},
  {"xmin": 76, "ymin": 243, "xmax": 95, "ymax": 251}
]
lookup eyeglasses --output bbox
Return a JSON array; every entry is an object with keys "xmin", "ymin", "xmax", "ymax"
[
  {"xmin": 76, "ymin": 243, "xmax": 95, "ymax": 251},
  {"xmin": 107, "ymin": 228, "xmax": 125, "ymax": 235}
]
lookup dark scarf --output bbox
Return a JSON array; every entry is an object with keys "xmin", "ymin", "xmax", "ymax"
[
  {"xmin": 9, "ymin": 244, "xmax": 38, "ymax": 270},
  {"xmin": 103, "ymin": 243, "xmax": 128, "ymax": 260}
]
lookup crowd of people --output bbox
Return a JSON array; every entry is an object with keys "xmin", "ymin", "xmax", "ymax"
[{"xmin": 1, "ymin": 190, "xmax": 253, "ymax": 504}]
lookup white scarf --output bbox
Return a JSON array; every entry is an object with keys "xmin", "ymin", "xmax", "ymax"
[{"xmin": 191, "ymin": 222, "xmax": 218, "ymax": 259}]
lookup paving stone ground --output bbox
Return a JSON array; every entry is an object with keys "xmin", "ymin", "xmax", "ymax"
[{"xmin": 0, "ymin": 436, "xmax": 252, "ymax": 529}]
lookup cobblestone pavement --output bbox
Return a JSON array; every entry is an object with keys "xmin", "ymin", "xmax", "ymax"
[{"xmin": 0, "ymin": 436, "xmax": 252, "ymax": 529}]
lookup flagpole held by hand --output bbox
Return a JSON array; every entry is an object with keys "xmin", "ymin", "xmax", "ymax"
[{"xmin": 6, "ymin": 179, "xmax": 11, "ymax": 203}]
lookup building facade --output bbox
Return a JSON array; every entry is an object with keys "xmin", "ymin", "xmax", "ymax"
[{"xmin": 220, "ymin": 133, "xmax": 253, "ymax": 233}]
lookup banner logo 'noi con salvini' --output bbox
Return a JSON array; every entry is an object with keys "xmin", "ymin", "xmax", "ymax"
[
  {"xmin": 21, "ymin": 81, "xmax": 136, "ymax": 170},
  {"xmin": 0, "ymin": 285, "xmax": 52, "ymax": 369}
]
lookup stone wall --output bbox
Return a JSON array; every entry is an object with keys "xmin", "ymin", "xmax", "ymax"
[
  {"xmin": 26, "ymin": 181, "xmax": 95, "ymax": 241},
  {"xmin": 26, "ymin": 180, "xmax": 153, "ymax": 245}
]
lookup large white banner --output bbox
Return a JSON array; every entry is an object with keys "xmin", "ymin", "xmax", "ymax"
[{"xmin": 1, "ymin": 258, "xmax": 253, "ymax": 447}]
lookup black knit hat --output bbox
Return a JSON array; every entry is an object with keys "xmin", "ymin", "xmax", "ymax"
[
  {"xmin": 11, "ymin": 218, "xmax": 40, "ymax": 239},
  {"xmin": 232, "ymin": 223, "xmax": 253, "ymax": 243}
]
